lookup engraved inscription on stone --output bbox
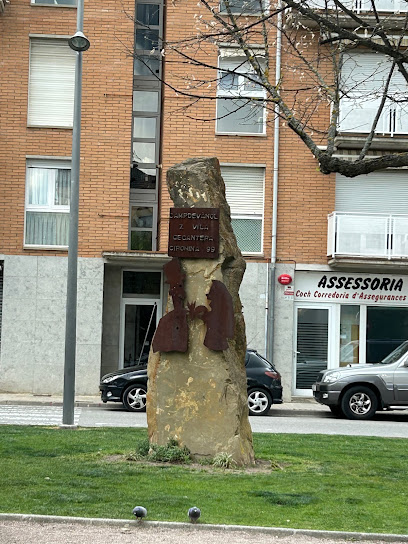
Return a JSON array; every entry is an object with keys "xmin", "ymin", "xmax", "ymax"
[{"xmin": 168, "ymin": 207, "xmax": 219, "ymax": 259}]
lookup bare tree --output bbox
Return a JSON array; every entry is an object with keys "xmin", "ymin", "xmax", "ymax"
[{"xmin": 132, "ymin": 0, "xmax": 408, "ymax": 177}]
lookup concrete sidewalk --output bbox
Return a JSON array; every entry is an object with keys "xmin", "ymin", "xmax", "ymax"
[
  {"xmin": 1, "ymin": 514, "xmax": 408, "ymax": 544},
  {"xmin": 0, "ymin": 392, "xmax": 327, "ymax": 412},
  {"xmin": 2, "ymin": 514, "xmax": 408, "ymax": 544}
]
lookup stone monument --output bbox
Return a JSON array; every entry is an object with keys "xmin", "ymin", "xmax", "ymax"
[{"xmin": 146, "ymin": 157, "xmax": 254, "ymax": 466}]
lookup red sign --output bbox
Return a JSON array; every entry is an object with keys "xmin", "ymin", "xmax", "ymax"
[
  {"xmin": 278, "ymin": 274, "xmax": 293, "ymax": 285},
  {"xmin": 168, "ymin": 208, "xmax": 220, "ymax": 259}
]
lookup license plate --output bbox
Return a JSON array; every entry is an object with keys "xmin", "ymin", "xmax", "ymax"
[{"xmin": 312, "ymin": 384, "xmax": 317, "ymax": 391}]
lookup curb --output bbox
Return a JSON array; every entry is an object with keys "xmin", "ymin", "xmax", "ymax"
[
  {"xmin": 0, "ymin": 397, "xmax": 327, "ymax": 413},
  {"xmin": 1, "ymin": 513, "xmax": 407, "ymax": 541}
]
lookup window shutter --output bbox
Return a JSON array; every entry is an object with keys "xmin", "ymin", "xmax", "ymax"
[
  {"xmin": 28, "ymin": 39, "xmax": 76, "ymax": 127},
  {"xmin": 220, "ymin": 165, "xmax": 264, "ymax": 215},
  {"xmin": 336, "ymin": 171, "xmax": 408, "ymax": 214}
]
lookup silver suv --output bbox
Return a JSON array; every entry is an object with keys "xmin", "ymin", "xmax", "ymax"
[{"xmin": 312, "ymin": 341, "xmax": 408, "ymax": 420}]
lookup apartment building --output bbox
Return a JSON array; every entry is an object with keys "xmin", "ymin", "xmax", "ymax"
[{"xmin": 1, "ymin": 0, "xmax": 408, "ymax": 401}]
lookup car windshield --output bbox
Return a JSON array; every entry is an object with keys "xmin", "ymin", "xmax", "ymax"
[{"xmin": 380, "ymin": 341, "xmax": 408, "ymax": 365}]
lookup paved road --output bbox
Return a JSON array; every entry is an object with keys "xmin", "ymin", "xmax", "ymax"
[{"xmin": 2, "ymin": 403, "xmax": 408, "ymax": 437}]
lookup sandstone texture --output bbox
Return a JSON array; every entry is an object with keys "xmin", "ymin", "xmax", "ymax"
[{"xmin": 147, "ymin": 157, "xmax": 254, "ymax": 465}]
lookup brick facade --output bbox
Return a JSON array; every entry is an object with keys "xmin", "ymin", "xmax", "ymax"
[{"xmin": 2, "ymin": 0, "xmax": 403, "ymax": 401}]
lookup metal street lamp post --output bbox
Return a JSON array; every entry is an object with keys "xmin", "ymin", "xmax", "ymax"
[{"xmin": 62, "ymin": 0, "xmax": 90, "ymax": 427}]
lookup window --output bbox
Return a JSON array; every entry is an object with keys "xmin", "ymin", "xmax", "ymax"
[
  {"xmin": 131, "ymin": 0, "xmax": 163, "ymax": 251},
  {"xmin": 28, "ymin": 39, "xmax": 76, "ymax": 128},
  {"xmin": 219, "ymin": 0, "xmax": 267, "ymax": 14},
  {"xmin": 129, "ymin": 205, "xmax": 157, "ymax": 251},
  {"xmin": 31, "ymin": 0, "xmax": 76, "ymax": 5},
  {"xmin": 220, "ymin": 165, "xmax": 264, "ymax": 253},
  {"xmin": 217, "ymin": 56, "xmax": 266, "ymax": 134},
  {"xmin": 339, "ymin": 52, "xmax": 408, "ymax": 135},
  {"xmin": 123, "ymin": 271, "xmax": 161, "ymax": 296},
  {"xmin": 25, "ymin": 160, "xmax": 71, "ymax": 248}
]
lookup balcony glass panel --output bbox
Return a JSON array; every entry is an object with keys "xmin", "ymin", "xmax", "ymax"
[
  {"xmin": 336, "ymin": 214, "xmax": 388, "ymax": 256},
  {"xmin": 339, "ymin": 99, "xmax": 408, "ymax": 135},
  {"xmin": 392, "ymin": 217, "xmax": 408, "ymax": 257}
]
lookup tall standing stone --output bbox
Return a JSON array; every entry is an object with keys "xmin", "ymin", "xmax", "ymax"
[{"xmin": 147, "ymin": 157, "xmax": 254, "ymax": 466}]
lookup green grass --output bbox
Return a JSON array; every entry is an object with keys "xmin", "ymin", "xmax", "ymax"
[{"xmin": 2, "ymin": 426, "xmax": 408, "ymax": 534}]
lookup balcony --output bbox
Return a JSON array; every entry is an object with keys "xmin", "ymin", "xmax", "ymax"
[
  {"xmin": 339, "ymin": 101, "xmax": 408, "ymax": 137},
  {"xmin": 311, "ymin": 0, "xmax": 407, "ymax": 12},
  {"xmin": 327, "ymin": 212, "xmax": 408, "ymax": 265},
  {"xmin": 294, "ymin": 0, "xmax": 408, "ymax": 30}
]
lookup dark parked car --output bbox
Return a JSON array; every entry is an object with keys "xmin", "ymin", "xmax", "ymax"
[
  {"xmin": 313, "ymin": 340, "xmax": 408, "ymax": 420},
  {"xmin": 100, "ymin": 349, "xmax": 283, "ymax": 416}
]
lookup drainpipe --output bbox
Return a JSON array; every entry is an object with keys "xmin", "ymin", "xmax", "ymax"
[{"xmin": 265, "ymin": 4, "xmax": 282, "ymax": 363}]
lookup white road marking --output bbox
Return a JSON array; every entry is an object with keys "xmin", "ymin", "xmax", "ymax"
[{"xmin": 0, "ymin": 405, "xmax": 81, "ymax": 426}]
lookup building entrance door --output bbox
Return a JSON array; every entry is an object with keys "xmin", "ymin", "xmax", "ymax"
[
  {"xmin": 120, "ymin": 299, "xmax": 159, "ymax": 368},
  {"xmin": 294, "ymin": 305, "xmax": 334, "ymax": 396}
]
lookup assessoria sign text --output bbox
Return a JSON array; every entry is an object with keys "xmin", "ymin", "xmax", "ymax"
[{"xmin": 295, "ymin": 272, "xmax": 408, "ymax": 304}]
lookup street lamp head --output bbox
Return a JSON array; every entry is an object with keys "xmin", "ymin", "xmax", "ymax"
[{"xmin": 68, "ymin": 31, "xmax": 90, "ymax": 52}]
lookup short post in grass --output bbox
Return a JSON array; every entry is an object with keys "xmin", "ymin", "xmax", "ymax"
[{"xmin": 147, "ymin": 157, "xmax": 255, "ymax": 466}]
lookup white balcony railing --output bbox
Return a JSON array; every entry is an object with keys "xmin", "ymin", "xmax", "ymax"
[
  {"xmin": 327, "ymin": 212, "xmax": 408, "ymax": 259},
  {"xmin": 310, "ymin": 0, "xmax": 407, "ymax": 12}
]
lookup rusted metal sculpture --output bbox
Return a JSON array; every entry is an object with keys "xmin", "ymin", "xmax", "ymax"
[
  {"xmin": 152, "ymin": 258, "xmax": 188, "ymax": 353},
  {"xmin": 188, "ymin": 280, "xmax": 235, "ymax": 351},
  {"xmin": 153, "ymin": 258, "xmax": 235, "ymax": 353}
]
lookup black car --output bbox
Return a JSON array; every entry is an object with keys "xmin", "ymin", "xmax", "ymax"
[{"xmin": 100, "ymin": 349, "xmax": 283, "ymax": 416}]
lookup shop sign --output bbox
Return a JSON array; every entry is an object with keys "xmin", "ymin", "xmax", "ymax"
[
  {"xmin": 168, "ymin": 208, "xmax": 219, "ymax": 259},
  {"xmin": 284, "ymin": 286, "xmax": 295, "ymax": 299},
  {"xmin": 295, "ymin": 271, "xmax": 408, "ymax": 305}
]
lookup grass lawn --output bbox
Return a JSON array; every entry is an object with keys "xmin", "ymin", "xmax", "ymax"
[{"xmin": 1, "ymin": 426, "xmax": 408, "ymax": 534}]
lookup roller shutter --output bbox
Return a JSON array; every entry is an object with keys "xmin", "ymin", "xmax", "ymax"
[
  {"xmin": 220, "ymin": 165, "xmax": 264, "ymax": 215},
  {"xmin": 28, "ymin": 39, "xmax": 76, "ymax": 127},
  {"xmin": 335, "ymin": 171, "xmax": 408, "ymax": 214}
]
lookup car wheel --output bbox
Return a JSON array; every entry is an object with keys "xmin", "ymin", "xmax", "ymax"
[
  {"xmin": 248, "ymin": 389, "xmax": 272, "ymax": 416},
  {"xmin": 122, "ymin": 384, "xmax": 147, "ymax": 412},
  {"xmin": 329, "ymin": 405, "xmax": 344, "ymax": 418},
  {"xmin": 341, "ymin": 386, "xmax": 378, "ymax": 420}
]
